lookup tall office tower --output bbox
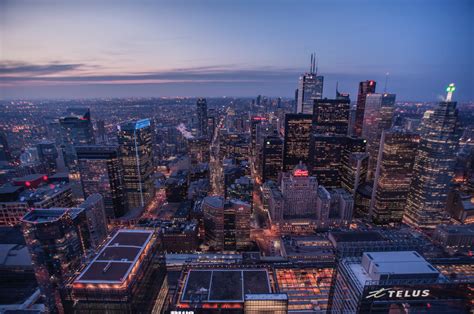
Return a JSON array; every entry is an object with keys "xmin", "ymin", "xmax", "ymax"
[
  {"xmin": 296, "ymin": 54, "xmax": 324, "ymax": 114},
  {"xmin": 404, "ymin": 87, "xmax": 459, "ymax": 229},
  {"xmin": 78, "ymin": 194, "xmax": 108, "ymax": 249},
  {"xmin": 76, "ymin": 145, "xmax": 128, "ymax": 218},
  {"xmin": 0, "ymin": 131, "xmax": 11, "ymax": 162},
  {"xmin": 331, "ymin": 251, "xmax": 470, "ymax": 313},
  {"xmin": 250, "ymin": 116, "xmax": 265, "ymax": 157},
  {"xmin": 370, "ymin": 129, "xmax": 419, "ymax": 225},
  {"xmin": 283, "ymin": 114, "xmax": 312, "ymax": 172},
  {"xmin": 21, "ymin": 208, "xmax": 88, "ymax": 313},
  {"xmin": 262, "ymin": 135, "xmax": 283, "ymax": 182},
  {"xmin": 336, "ymin": 84, "xmax": 350, "ymax": 101},
  {"xmin": 280, "ymin": 163, "xmax": 319, "ymax": 219},
  {"xmin": 224, "ymin": 199, "xmax": 251, "ymax": 251},
  {"xmin": 118, "ymin": 119, "xmax": 155, "ymax": 211},
  {"xmin": 36, "ymin": 141, "xmax": 59, "ymax": 174},
  {"xmin": 341, "ymin": 152, "xmax": 369, "ymax": 197},
  {"xmin": 66, "ymin": 229, "xmax": 166, "ymax": 313},
  {"xmin": 353, "ymin": 80, "xmax": 376, "ymax": 137},
  {"xmin": 362, "ymin": 93, "xmax": 396, "ymax": 178},
  {"xmin": 96, "ymin": 119, "xmax": 107, "ymax": 143},
  {"xmin": 197, "ymin": 98, "xmax": 208, "ymax": 137},
  {"xmin": 310, "ymin": 136, "xmax": 366, "ymax": 188},
  {"xmin": 202, "ymin": 196, "xmax": 225, "ymax": 251},
  {"xmin": 313, "ymin": 98, "xmax": 350, "ymax": 135},
  {"xmin": 59, "ymin": 108, "xmax": 95, "ymax": 169},
  {"xmin": 310, "ymin": 135, "xmax": 347, "ymax": 188}
]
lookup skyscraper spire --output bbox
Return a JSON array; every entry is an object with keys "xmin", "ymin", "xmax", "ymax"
[
  {"xmin": 446, "ymin": 83, "xmax": 456, "ymax": 102},
  {"xmin": 384, "ymin": 72, "xmax": 389, "ymax": 92}
]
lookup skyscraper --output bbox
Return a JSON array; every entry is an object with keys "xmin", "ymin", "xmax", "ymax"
[
  {"xmin": 310, "ymin": 136, "xmax": 366, "ymax": 188},
  {"xmin": 36, "ymin": 141, "xmax": 59, "ymax": 174},
  {"xmin": 78, "ymin": 193, "xmax": 108, "ymax": 249},
  {"xmin": 283, "ymin": 114, "xmax": 312, "ymax": 172},
  {"xmin": 0, "ymin": 131, "xmax": 11, "ymax": 162},
  {"xmin": 59, "ymin": 108, "xmax": 95, "ymax": 169},
  {"xmin": 224, "ymin": 199, "xmax": 251, "ymax": 251},
  {"xmin": 197, "ymin": 98, "xmax": 208, "ymax": 137},
  {"xmin": 313, "ymin": 98, "xmax": 351, "ymax": 136},
  {"xmin": 118, "ymin": 119, "xmax": 155, "ymax": 211},
  {"xmin": 353, "ymin": 80, "xmax": 376, "ymax": 137},
  {"xmin": 341, "ymin": 152, "xmax": 369, "ymax": 197},
  {"xmin": 404, "ymin": 86, "xmax": 459, "ymax": 229},
  {"xmin": 296, "ymin": 54, "xmax": 324, "ymax": 114},
  {"xmin": 371, "ymin": 129, "xmax": 419, "ymax": 225},
  {"xmin": 76, "ymin": 145, "xmax": 128, "ymax": 218},
  {"xmin": 21, "ymin": 208, "xmax": 89, "ymax": 313},
  {"xmin": 362, "ymin": 93, "xmax": 396, "ymax": 178},
  {"xmin": 262, "ymin": 135, "xmax": 283, "ymax": 182}
]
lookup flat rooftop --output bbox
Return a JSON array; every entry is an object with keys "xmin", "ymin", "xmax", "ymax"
[
  {"xmin": 329, "ymin": 231, "xmax": 384, "ymax": 243},
  {"xmin": 347, "ymin": 251, "xmax": 440, "ymax": 289},
  {"xmin": 22, "ymin": 208, "xmax": 68, "ymax": 223},
  {"xmin": 181, "ymin": 269, "xmax": 270, "ymax": 303},
  {"xmin": 75, "ymin": 229, "xmax": 153, "ymax": 284}
]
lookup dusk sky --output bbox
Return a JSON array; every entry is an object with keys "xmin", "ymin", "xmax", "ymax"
[{"xmin": 0, "ymin": 0, "xmax": 472, "ymax": 101}]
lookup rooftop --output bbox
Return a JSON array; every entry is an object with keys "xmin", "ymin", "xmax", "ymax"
[
  {"xmin": 245, "ymin": 294, "xmax": 288, "ymax": 301},
  {"xmin": 75, "ymin": 229, "xmax": 153, "ymax": 284},
  {"xmin": 181, "ymin": 269, "xmax": 270, "ymax": 303},
  {"xmin": 329, "ymin": 231, "xmax": 384, "ymax": 243},
  {"xmin": 21, "ymin": 208, "xmax": 68, "ymax": 224}
]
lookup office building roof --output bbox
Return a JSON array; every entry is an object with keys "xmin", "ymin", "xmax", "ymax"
[{"xmin": 75, "ymin": 229, "xmax": 153, "ymax": 284}]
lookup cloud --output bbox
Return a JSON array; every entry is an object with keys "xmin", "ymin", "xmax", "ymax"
[
  {"xmin": 0, "ymin": 61, "xmax": 85, "ymax": 75},
  {"xmin": 0, "ymin": 61, "xmax": 301, "ymax": 85}
]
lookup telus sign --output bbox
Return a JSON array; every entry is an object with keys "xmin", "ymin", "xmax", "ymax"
[{"xmin": 366, "ymin": 288, "xmax": 430, "ymax": 299}]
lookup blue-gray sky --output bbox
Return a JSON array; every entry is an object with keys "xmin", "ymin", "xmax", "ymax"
[{"xmin": 0, "ymin": 0, "xmax": 472, "ymax": 101}]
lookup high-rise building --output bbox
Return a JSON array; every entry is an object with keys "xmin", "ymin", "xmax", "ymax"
[
  {"xmin": 404, "ymin": 88, "xmax": 459, "ymax": 230},
  {"xmin": 283, "ymin": 114, "xmax": 312, "ymax": 172},
  {"xmin": 78, "ymin": 194, "xmax": 108, "ymax": 249},
  {"xmin": 262, "ymin": 135, "xmax": 283, "ymax": 182},
  {"xmin": 59, "ymin": 108, "xmax": 95, "ymax": 169},
  {"xmin": 36, "ymin": 141, "xmax": 59, "ymax": 174},
  {"xmin": 65, "ymin": 229, "xmax": 166, "ymax": 313},
  {"xmin": 310, "ymin": 136, "xmax": 366, "ymax": 188},
  {"xmin": 353, "ymin": 80, "xmax": 376, "ymax": 137},
  {"xmin": 118, "ymin": 119, "xmax": 155, "ymax": 211},
  {"xmin": 96, "ymin": 119, "xmax": 107, "ymax": 143},
  {"xmin": 331, "ymin": 251, "xmax": 470, "ymax": 313},
  {"xmin": 371, "ymin": 129, "xmax": 419, "ymax": 225},
  {"xmin": 202, "ymin": 196, "xmax": 251, "ymax": 251},
  {"xmin": 341, "ymin": 152, "xmax": 369, "ymax": 197},
  {"xmin": 202, "ymin": 196, "xmax": 225, "ymax": 251},
  {"xmin": 197, "ymin": 97, "xmax": 208, "ymax": 137},
  {"xmin": 296, "ymin": 54, "xmax": 323, "ymax": 114},
  {"xmin": 0, "ymin": 131, "xmax": 11, "ymax": 162},
  {"xmin": 313, "ymin": 98, "xmax": 350, "ymax": 135},
  {"xmin": 76, "ymin": 145, "xmax": 128, "ymax": 218},
  {"xmin": 362, "ymin": 93, "xmax": 396, "ymax": 178},
  {"xmin": 280, "ymin": 163, "xmax": 319, "ymax": 219},
  {"xmin": 224, "ymin": 199, "xmax": 251, "ymax": 251},
  {"xmin": 21, "ymin": 208, "xmax": 89, "ymax": 313}
]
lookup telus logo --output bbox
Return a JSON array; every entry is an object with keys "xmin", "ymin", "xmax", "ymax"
[{"xmin": 366, "ymin": 288, "xmax": 430, "ymax": 299}]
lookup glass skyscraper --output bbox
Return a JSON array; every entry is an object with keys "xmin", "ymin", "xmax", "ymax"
[
  {"xmin": 118, "ymin": 119, "xmax": 155, "ymax": 211},
  {"xmin": 403, "ymin": 99, "xmax": 459, "ymax": 229},
  {"xmin": 76, "ymin": 145, "xmax": 128, "ymax": 218}
]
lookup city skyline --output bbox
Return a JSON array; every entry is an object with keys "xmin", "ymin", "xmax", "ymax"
[{"xmin": 1, "ymin": 0, "xmax": 473, "ymax": 100}]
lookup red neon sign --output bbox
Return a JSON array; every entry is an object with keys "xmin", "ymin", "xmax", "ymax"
[{"xmin": 294, "ymin": 169, "xmax": 309, "ymax": 177}]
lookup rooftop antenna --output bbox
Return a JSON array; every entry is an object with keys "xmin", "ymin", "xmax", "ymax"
[
  {"xmin": 336, "ymin": 81, "xmax": 339, "ymax": 97},
  {"xmin": 315, "ymin": 53, "xmax": 319, "ymax": 76},
  {"xmin": 384, "ymin": 72, "xmax": 389, "ymax": 93},
  {"xmin": 310, "ymin": 54, "xmax": 314, "ymax": 73},
  {"xmin": 446, "ymin": 83, "xmax": 456, "ymax": 102}
]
